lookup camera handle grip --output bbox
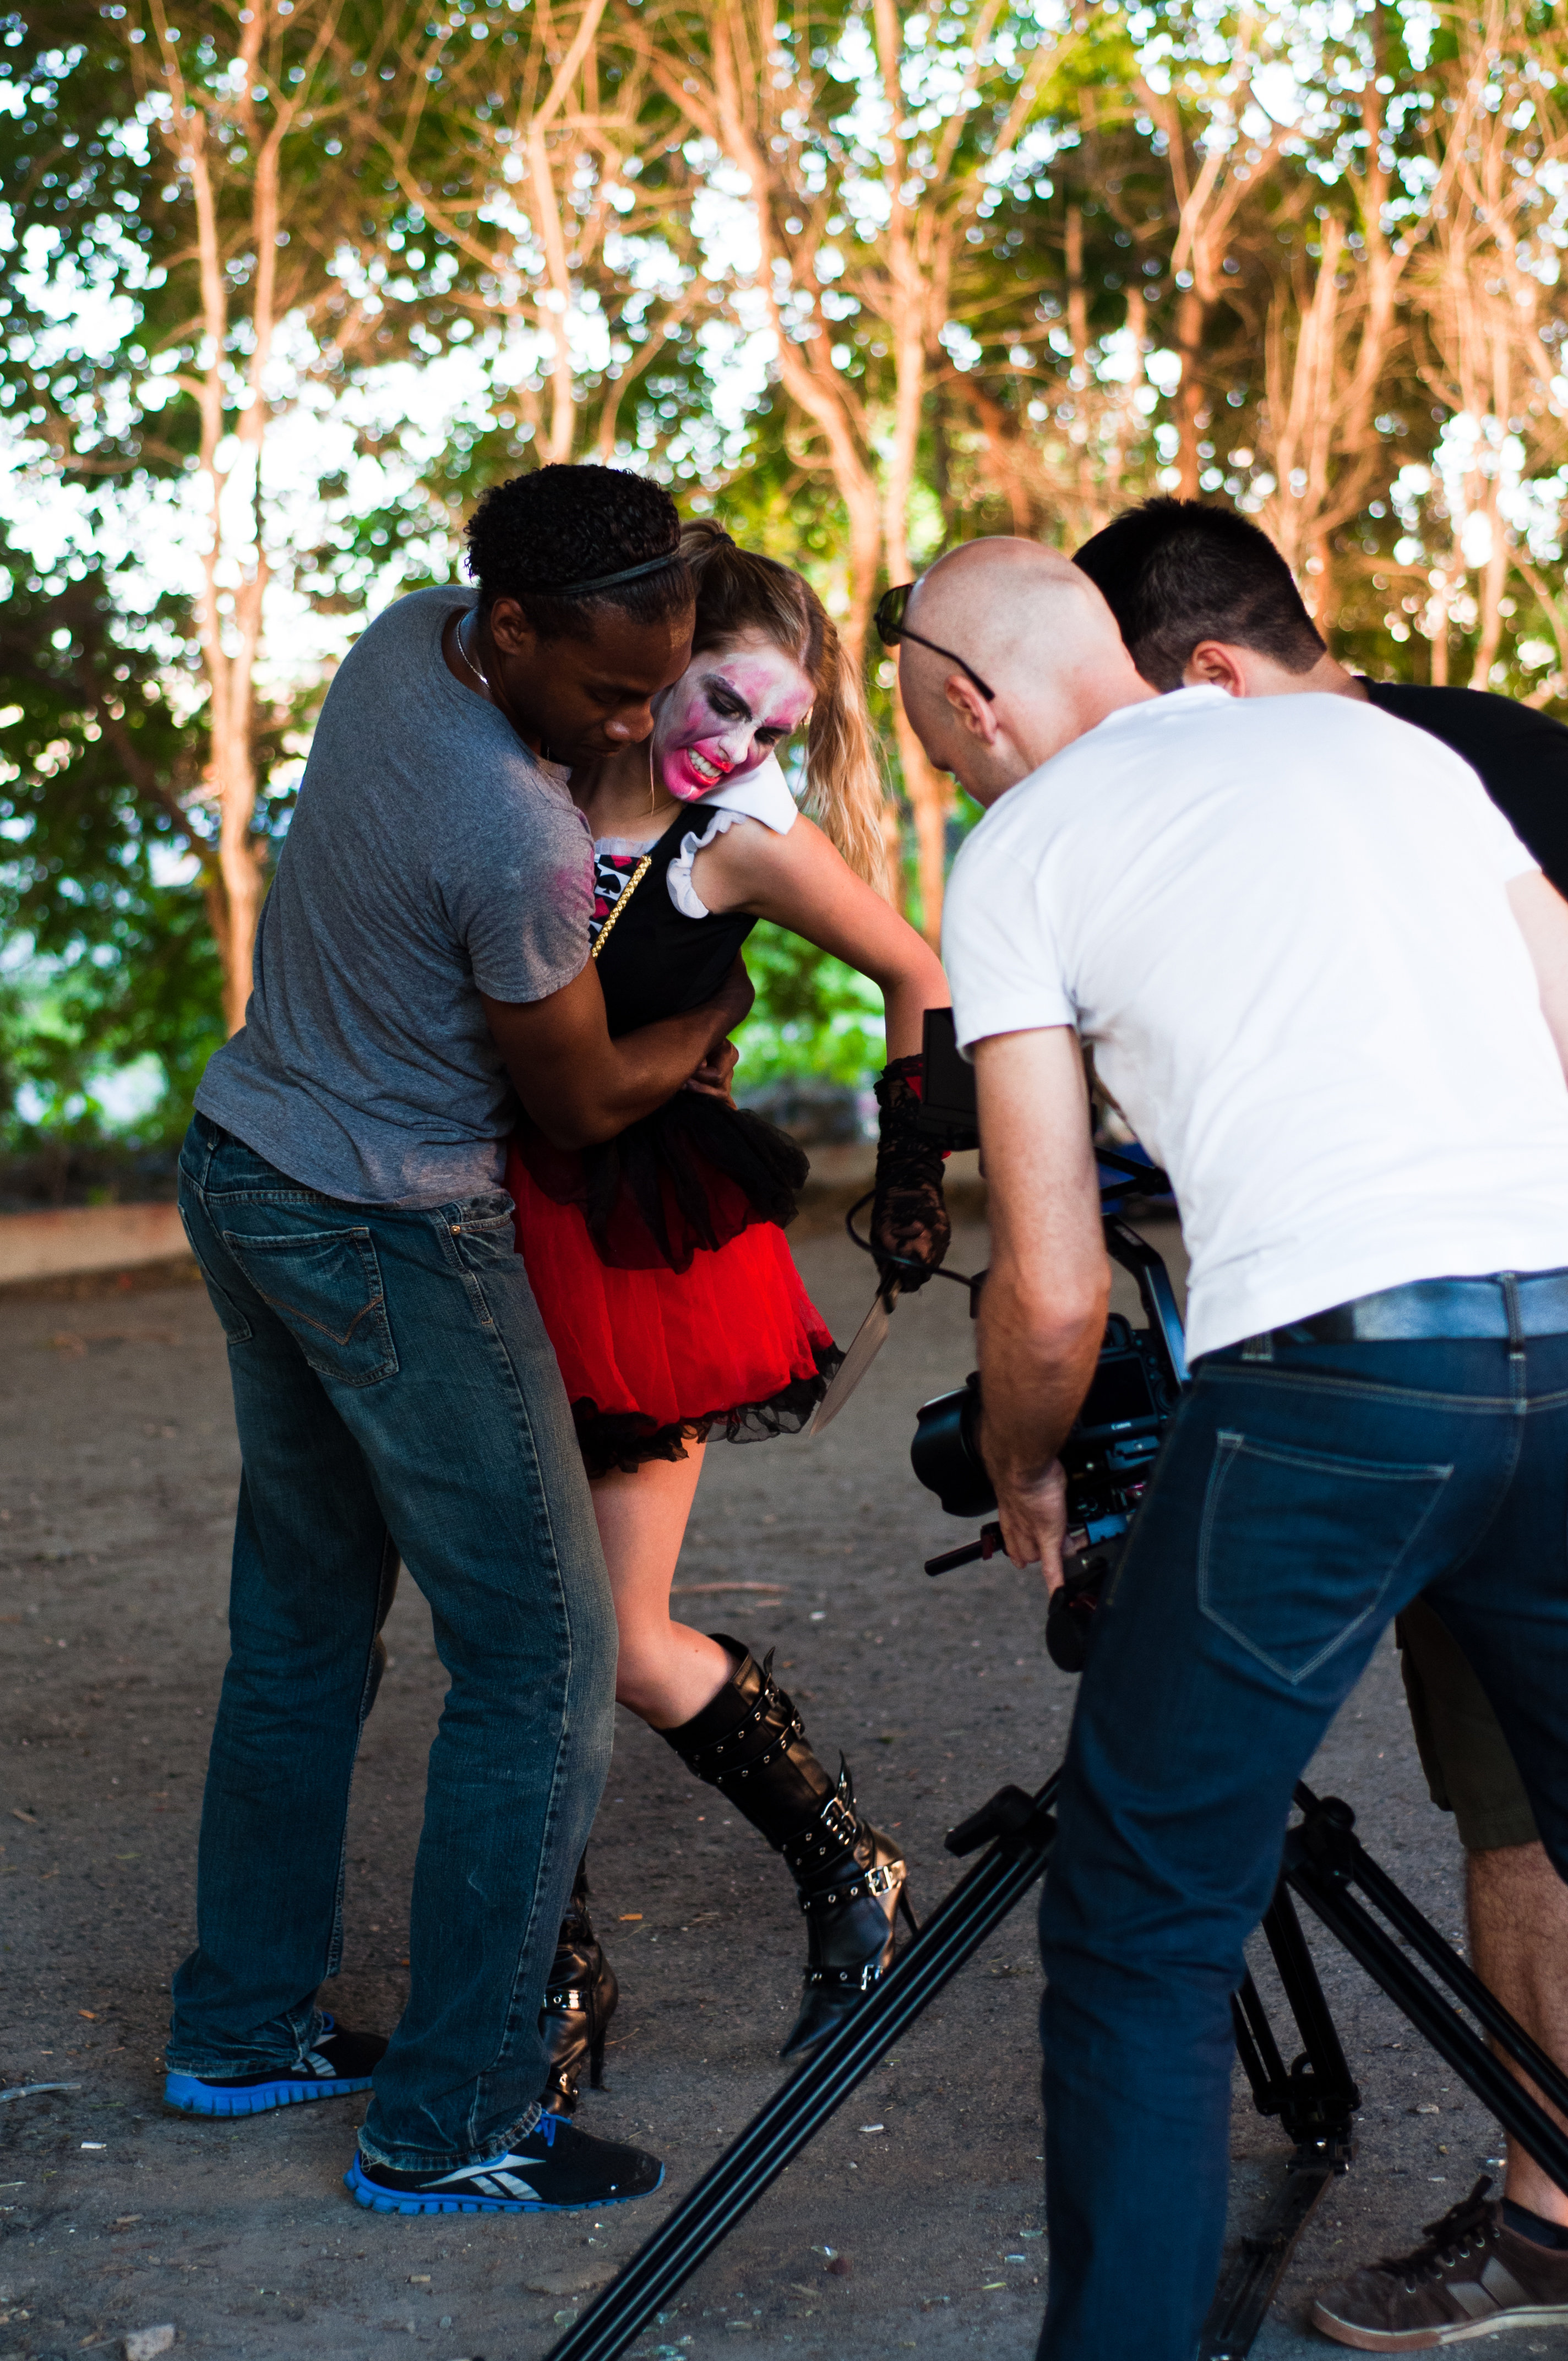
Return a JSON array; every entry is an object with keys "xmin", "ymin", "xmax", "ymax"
[{"xmin": 924, "ymin": 1521, "xmax": 1005, "ymax": 1576}]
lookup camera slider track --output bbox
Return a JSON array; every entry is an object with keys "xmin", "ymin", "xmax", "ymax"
[
  {"xmin": 542, "ymin": 1779, "xmax": 1568, "ymax": 2361},
  {"xmin": 542, "ymin": 1776, "xmax": 1061, "ymax": 2361}
]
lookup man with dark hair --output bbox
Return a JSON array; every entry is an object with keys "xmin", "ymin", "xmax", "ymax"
[
  {"xmin": 461, "ymin": 464, "xmax": 692, "ymax": 648},
  {"xmin": 1075, "ymin": 496, "xmax": 1568, "ymax": 2348},
  {"xmin": 1071, "ymin": 496, "xmax": 1330, "ymax": 690},
  {"xmin": 1075, "ymin": 495, "xmax": 1568, "ymax": 881},
  {"xmin": 168, "ymin": 465, "xmax": 748, "ymax": 2217}
]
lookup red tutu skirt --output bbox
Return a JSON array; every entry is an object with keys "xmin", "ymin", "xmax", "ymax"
[{"xmin": 505, "ymin": 1139, "xmax": 841, "ymax": 1478}]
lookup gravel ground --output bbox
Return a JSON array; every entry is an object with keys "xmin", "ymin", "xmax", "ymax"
[{"xmin": 1, "ymin": 1219, "xmax": 1558, "ymax": 2360}]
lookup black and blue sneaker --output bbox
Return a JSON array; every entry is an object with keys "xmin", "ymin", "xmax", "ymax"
[
  {"xmin": 165, "ymin": 2015, "xmax": 385, "ymax": 2118},
  {"xmin": 345, "ymin": 2111, "xmax": 663, "ymax": 2215}
]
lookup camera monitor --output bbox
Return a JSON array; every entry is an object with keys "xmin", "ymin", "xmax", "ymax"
[{"xmin": 917, "ymin": 1008, "xmax": 979, "ymax": 1151}]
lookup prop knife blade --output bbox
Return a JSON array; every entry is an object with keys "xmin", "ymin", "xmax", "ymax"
[{"xmin": 806, "ymin": 1288, "xmax": 894, "ymax": 1436}]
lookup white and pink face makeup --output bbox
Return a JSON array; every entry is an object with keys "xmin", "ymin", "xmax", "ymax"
[{"xmin": 652, "ymin": 632, "xmax": 815, "ymax": 803}]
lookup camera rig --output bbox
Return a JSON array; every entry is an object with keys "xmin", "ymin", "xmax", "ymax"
[
  {"xmin": 910, "ymin": 1005, "xmax": 1188, "ymax": 1664},
  {"xmin": 911, "ymin": 1168, "xmax": 1186, "ymax": 1672},
  {"xmin": 544, "ymin": 1012, "xmax": 1568, "ymax": 2361}
]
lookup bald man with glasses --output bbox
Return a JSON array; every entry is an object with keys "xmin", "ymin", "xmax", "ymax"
[{"xmin": 891, "ymin": 535, "xmax": 1568, "ymax": 2361}]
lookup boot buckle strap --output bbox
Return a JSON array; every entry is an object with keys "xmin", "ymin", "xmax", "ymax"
[
  {"xmin": 715, "ymin": 1719, "xmax": 805, "ymax": 1789},
  {"xmin": 802, "ymin": 1961, "xmax": 885, "ymax": 1993},
  {"xmin": 680, "ymin": 1690, "xmax": 801, "ymax": 1780},
  {"xmin": 798, "ymin": 1862, "xmax": 900, "ymax": 1912},
  {"xmin": 819, "ymin": 1795, "xmax": 861, "ymax": 1851},
  {"xmin": 782, "ymin": 1792, "xmax": 859, "ymax": 1875}
]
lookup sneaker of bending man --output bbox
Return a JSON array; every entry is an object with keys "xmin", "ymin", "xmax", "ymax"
[
  {"xmin": 891, "ymin": 536, "xmax": 1568, "ymax": 2360},
  {"xmin": 1076, "ymin": 496, "xmax": 1568, "ymax": 2348},
  {"xmin": 167, "ymin": 464, "xmax": 752, "ymax": 2215}
]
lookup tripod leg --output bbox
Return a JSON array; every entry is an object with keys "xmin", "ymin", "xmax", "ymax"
[
  {"xmin": 540, "ymin": 1782, "xmax": 1058, "ymax": 2361},
  {"xmin": 1200, "ymin": 1886, "xmax": 1359, "ymax": 2361},
  {"xmin": 1230, "ymin": 1972, "xmax": 1291, "ymax": 2118},
  {"xmin": 1259, "ymin": 1883, "xmax": 1361, "ymax": 2134},
  {"xmin": 1200, "ymin": 2153, "xmax": 1343, "ymax": 2361},
  {"xmin": 1288, "ymin": 1851, "xmax": 1568, "ymax": 2197},
  {"xmin": 1286, "ymin": 1789, "xmax": 1568, "ymax": 2197},
  {"xmin": 1295, "ymin": 1784, "xmax": 1568, "ymax": 2120}
]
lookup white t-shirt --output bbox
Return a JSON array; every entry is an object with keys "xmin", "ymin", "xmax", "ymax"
[{"xmin": 943, "ymin": 686, "xmax": 1568, "ymax": 1359}]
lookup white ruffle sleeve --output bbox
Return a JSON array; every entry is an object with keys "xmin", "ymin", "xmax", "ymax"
[{"xmin": 666, "ymin": 754, "xmax": 801, "ymax": 921}]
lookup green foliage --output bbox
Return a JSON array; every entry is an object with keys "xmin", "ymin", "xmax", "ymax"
[
  {"xmin": 0, "ymin": 534, "xmax": 228, "ymax": 1144},
  {"xmin": 0, "ymin": 896, "xmax": 223, "ymax": 1149},
  {"xmin": 736, "ymin": 922, "xmax": 885, "ymax": 1090},
  {"xmin": 6, "ymin": 0, "xmax": 1567, "ymax": 1151}
]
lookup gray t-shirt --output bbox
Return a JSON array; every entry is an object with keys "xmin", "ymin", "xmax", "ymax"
[{"xmin": 196, "ymin": 586, "xmax": 594, "ymax": 1205}]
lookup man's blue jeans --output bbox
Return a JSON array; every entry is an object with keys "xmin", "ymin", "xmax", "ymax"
[
  {"xmin": 1037, "ymin": 1327, "xmax": 1568, "ymax": 2361},
  {"xmin": 167, "ymin": 1116, "xmax": 615, "ymax": 2170}
]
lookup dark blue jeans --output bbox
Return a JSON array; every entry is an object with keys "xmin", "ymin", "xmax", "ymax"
[
  {"xmin": 168, "ymin": 1116, "xmax": 614, "ymax": 2169},
  {"xmin": 1037, "ymin": 1329, "xmax": 1568, "ymax": 2361}
]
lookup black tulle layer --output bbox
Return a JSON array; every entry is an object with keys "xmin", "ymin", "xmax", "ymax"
[
  {"xmin": 572, "ymin": 1339, "xmax": 845, "ymax": 1481},
  {"xmin": 513, "ymin": 1092, "xmax": 811, "ymax": 1273}
]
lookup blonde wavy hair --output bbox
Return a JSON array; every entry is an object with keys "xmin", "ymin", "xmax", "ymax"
[{"xmin": 678, "ymin": 521, "xmax": 888, "ymax": 894}]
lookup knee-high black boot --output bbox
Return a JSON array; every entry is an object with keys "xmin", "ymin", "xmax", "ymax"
[
  {"xmin": 658, "ymin": 1635, "xmax": 913, "ymax": 2058},
  {"xmin": 539, "ymin": 1853, "xmax": 619, "ymax": 2117}
]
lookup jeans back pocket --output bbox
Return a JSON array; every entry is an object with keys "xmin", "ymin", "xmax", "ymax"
[
  {"xmin": 220, "ymin": 1226, "xmax": 398, "ymax": 1387},
  {"xmin": 1198, "ymin": 1429, "xmax": 1452, "ymax": 1685}
]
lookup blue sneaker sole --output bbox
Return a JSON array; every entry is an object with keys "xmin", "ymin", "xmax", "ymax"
[
  {"xmin": 164, "ymin": 2071, "xmax": 375, "ymax": 2118},
  {"xmin": 343, "ymin": 2155, "xmax": 665, "ymax": 2216}
]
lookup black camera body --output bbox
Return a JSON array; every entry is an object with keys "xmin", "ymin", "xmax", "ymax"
[
  {"xmin": 911, "ymin": 1314, "xmax": 1169, "ymax": 1531},
  {"xmin": 912, "ymin": 1312, "xmax": 1177, "ymax": 1668},
  {"xmin": 909, "ymin": 1012, "xmax": 1188, "ymax": 1669}
]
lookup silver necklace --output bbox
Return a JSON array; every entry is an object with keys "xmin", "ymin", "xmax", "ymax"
[
  {"xmin": 459, "ymin": 607, "xmax": 564, "ymax": 762},
  {"xmin": 459, "ymin": 607, "xmax": 491, "ymax": 691}
]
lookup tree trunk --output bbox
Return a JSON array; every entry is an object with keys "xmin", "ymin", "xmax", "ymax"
[
  {"xmin": 140, "ymin": 0, "xmax": 349, "ymax": 1034},
  {"xmin": 168, "ymin": 63, "xmax": 267, "ymax": 1035},
  {"xmin": 873, "ymin": 15, "xmax": 948, "ymax": 941},
  {"xmin": 526, "ymin": 0, "xmax": 612, "ymax": 461},
  {"xmin": 1173, "ymin": 286, "xmax": 1205, "ymax": 498},
  {"xmin": 892, "ymin": 707, "xmax": 950, "ymax": 944}
]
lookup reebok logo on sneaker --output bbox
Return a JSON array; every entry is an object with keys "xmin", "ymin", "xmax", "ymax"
[
  {"xmin": 345, "ymin": 2113, "xmax": 663, "ymax": 2216},
  {"xmin": 431, "ymin": 2160, "xmax": 542, "ymax": 2204}
]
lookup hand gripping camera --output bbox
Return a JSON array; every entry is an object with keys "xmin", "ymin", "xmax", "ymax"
[{"xmin": 906, "ymin": 1011, "xmax": 1188, "ymax": 1667}]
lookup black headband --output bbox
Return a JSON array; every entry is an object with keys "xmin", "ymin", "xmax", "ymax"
[{"xmin": 536, "ymin": 547, "xmax": 687, "ymax": 598}]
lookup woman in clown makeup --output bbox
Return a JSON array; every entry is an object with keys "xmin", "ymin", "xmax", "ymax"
[{"xmin": 507, "ymin": 521, "xmax": 951, "ymax": 2108}]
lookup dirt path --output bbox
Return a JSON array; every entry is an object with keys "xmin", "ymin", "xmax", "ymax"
[{"xmin": 1, "ymin": 1225, "xmax": 1513, "ymax": 2360}]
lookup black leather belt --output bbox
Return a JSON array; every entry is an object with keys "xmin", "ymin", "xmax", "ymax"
[{"xmin": 1249, "ymin": 1269, "xmax": 1568, "ymax": 1349}]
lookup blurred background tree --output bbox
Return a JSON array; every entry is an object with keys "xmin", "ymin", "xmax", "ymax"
[{"xmin": 2, "ymin": 0, "xmax": 1565, "ymax": 1176}]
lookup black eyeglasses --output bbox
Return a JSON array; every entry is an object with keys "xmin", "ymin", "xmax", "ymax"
[{"xmin": 874, "ymin": 583, "xmax": 996, "ymax": 702}]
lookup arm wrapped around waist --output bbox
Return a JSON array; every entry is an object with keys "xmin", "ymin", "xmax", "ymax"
[{"xmin": 514, "ymin": 1094, "xmax": 810, "ymax": 1272}]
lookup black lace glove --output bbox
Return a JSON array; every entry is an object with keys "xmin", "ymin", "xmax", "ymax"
[{"xmin": 870, "ymin": 1053, "xmax": 951, "ymax": 1307}]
